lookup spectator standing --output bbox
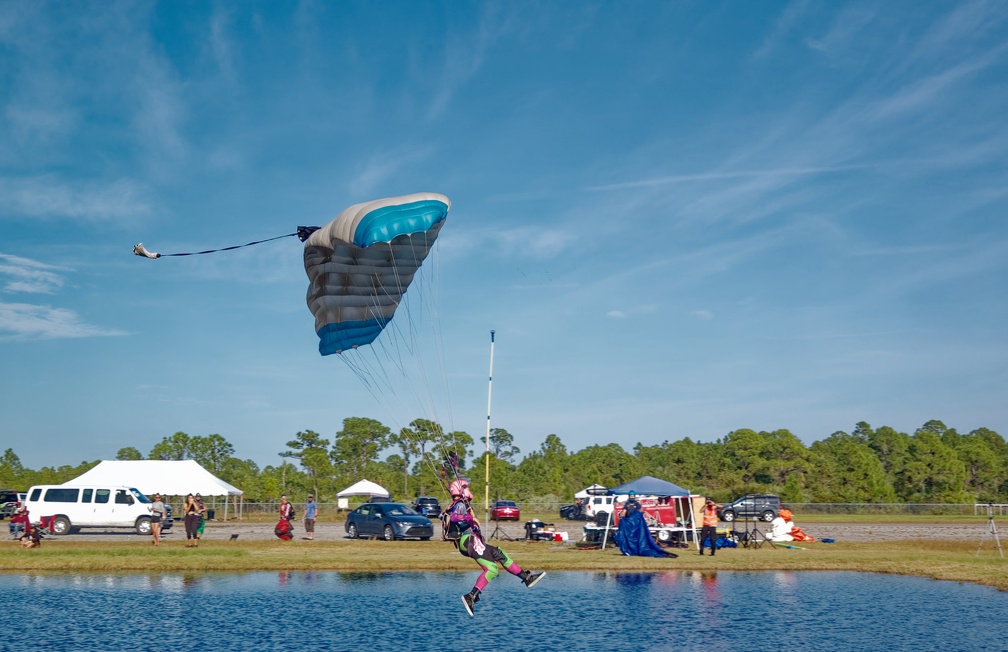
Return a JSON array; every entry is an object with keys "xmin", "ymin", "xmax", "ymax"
[
  {"xmin": 148, "ymin": 493, "xmax": 166, "ymax": 546},
  {"xmin": 303, "ymin": 495, "xmax": 317, "ymax": 540},
  {"xmin": 194, "ymin": 493, "xmax": 207, "ymax": 542},
  {"xmin": 698, "ymin": 497, "xmax": 722, "ymax": 556},
  {"xmin": 620, "ymin": 490, "xmax": 641, "ymax": 519},
  {"xmin": 183, "ymin": 493, "xmax": 201, "ymax": 547},
  {"xmin": 280, "ymin": 495, "xmax": 294, "ymax": 522}
]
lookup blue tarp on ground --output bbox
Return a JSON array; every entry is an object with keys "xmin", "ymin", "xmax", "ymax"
[
  {"xmin": 607, "ymin": 475, "xmax": 690, "ymax": 497},
  {"xmin": 614, "ymin": 510, "xmax": 667, "ymax": 557}
]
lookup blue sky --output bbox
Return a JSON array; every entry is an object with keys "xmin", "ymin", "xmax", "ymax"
[{"xmin": 2, "ymin": 2, "xmax": 1006, "ymax": 470}]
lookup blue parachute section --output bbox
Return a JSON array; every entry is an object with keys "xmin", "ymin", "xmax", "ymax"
[
  {"xmin": 303, "ymin": 193, "xmax": 450, "ymax": 356},
  {"xmin": 354, "ymin": 198, "xmax": 449, "ymax": 247}
]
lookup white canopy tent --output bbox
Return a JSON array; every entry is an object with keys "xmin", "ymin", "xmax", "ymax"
[
  {"xmin": 66, "ymin": 460, "xmax": 244, "ymax": 521},
  {"xmin": 336, "ymin": 479, "xmax": 390, "ymax": 509},
  {"xmin": 575, "ymin": 483, "xmax": 607, "ymax": 499}
]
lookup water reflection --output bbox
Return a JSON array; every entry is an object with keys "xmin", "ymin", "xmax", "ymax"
[{"xmin": 0, "ymin": 571, "xmax": 1003, "ymax": 651}]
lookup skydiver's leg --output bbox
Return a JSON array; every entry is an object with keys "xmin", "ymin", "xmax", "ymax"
[{"xmin": 490, "ymin": 545, "xmax": 545, "ymax": 588}]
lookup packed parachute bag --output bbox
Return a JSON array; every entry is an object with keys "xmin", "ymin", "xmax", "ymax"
[{"xmin": 274, "ymin": 518, "xmax": 294, "ymax": 541}]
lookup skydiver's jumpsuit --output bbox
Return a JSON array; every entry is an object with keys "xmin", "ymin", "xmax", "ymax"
[{"xmin": 449, "ymin": 500, "xmax": 525, "ymax": 593}]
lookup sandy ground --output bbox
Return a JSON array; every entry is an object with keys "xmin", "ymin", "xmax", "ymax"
[{"xmin": 17, "ymin": 518, "xmax": 993, "ymax": 543}]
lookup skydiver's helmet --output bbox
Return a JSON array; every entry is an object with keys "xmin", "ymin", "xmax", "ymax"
[{"xmin": 449, "ymin": 478, "xmax": 474, "ymax": 501}]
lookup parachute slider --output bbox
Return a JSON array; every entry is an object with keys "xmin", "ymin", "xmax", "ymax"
[{"xmin": 133, "ymin": 243, "xmax": 160, "ymax": 259}]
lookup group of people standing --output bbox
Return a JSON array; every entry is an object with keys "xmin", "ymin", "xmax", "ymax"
[
  {"xmin": 278, "ymin": 494, "xmax": 317, "ymax": 540},
  {"xmin": 145, "ymin": 492, "xmax": 207, "ymax": 547}
]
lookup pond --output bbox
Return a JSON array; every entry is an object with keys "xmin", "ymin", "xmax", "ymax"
[{"xmin": 1, "ymin": 570, "xmax": 1001, "ymax": 651}]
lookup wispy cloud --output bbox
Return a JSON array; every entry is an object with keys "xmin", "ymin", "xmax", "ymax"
[
  {"xmin": 0, "ymin": 253, "xmax": 125, "ymax": 340},
  {"xmin": 587, "ymin": 165, "xmax": 863, "ymax": 192},
  {"xmin": 0, "ymin": 253, "xmax": 67, "ymax": 294},
  {"xmin": 0, "ymin": 175, "xmax": 152, "ymax": 222},
  {"xmin": 0, "ymin": 302, "xmax": 127, "ymax": 340}
]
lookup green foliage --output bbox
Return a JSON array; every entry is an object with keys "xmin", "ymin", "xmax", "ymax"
[{"xmin": 6, "ymin": 420, "xmax": 1006, "ymax": 505}]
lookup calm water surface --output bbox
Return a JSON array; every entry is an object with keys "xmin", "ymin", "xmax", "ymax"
[{"xmin": 1, "ymin": 571, "xmax": 1003, "ymax": 651}]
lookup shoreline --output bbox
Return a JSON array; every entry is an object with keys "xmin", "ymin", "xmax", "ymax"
[{"xmin": 4, "ymin": 520, "xmax": 1005, "ymax": 591}]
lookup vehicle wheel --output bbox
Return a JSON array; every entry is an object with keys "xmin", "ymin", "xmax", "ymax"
[
  {"xmin": 135, "ymin": 516, "xmax": 152, "ymax": 535},
  {"xmin": 52, "ymin": 516, "xmax": 71, "ymax": 535},
  {"xmin": 383, "ymin": 525, "xmax": 395, "ymax": 541},
  {"xmin": 761, "ymin": 510, "xmax": 775, "ymax": 522},
  {"xmin": 657, "ymin": 530, "xmax": 671, "ymax": 542},
  {"xmin": 721, "ymin": 510, "xmax": 736, "ymax": 522},
  {"xmin": 347, "ymin": 523, "xmax": 359, "ymax": 539}
]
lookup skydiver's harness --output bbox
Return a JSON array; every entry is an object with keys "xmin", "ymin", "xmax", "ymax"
[
  {"xmin": 442, "ymin": 498, "xmax": 510, "ymax": 566},
  {"xmin": 441, "ymin": 497, "xmax": 479, "ymax": 544}
]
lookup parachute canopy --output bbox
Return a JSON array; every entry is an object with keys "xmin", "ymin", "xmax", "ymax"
[{"xmin": 303, "ymin": 192, "xmax": 450, "ymax": 355}]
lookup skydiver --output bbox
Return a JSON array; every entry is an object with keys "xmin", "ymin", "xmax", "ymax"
[{"xmin": 443, "ymin": 478, "xmax": 545, "ymax": 616}]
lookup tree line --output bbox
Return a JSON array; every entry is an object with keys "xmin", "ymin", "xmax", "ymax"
[{"xmin": 1, "ymin": 419, "xmax": 1004, "ymax": 505}]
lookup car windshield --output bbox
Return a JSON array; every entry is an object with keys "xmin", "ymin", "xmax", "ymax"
[
  {"xmin": 385, "ymin": 505, "xmax": 418, "ymax": 516},
  {"xmin": 497, "ymin": 501, "xmax": 516, "ymax": 507},
  {"xmin": 419, "ymin": 498, "xmax": 438, "ymax": 505},
  {"xmin": 131, "ymin": 488, "xmax": 151, "ymax": 503}
]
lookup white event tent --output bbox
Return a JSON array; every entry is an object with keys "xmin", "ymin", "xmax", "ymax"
[
  {"xmin": 67, "ymin": 460, "xmax": 244, "ymax": 521},
  {"xmin": 335, "ymin": 479, "xmax": 390, "ymax": 509}
]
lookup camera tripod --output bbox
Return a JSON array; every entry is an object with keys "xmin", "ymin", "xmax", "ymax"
[
  {"xmin": 488, "ymin": 515, "xmax": 514, "ymax": 541},
  {"xmin": 743, "ymin": 517, "xmax": 775, "ymax": 549},
  {"xmin": 976, "ymin": 505, "xmax": 1004, "ymax": 559}
]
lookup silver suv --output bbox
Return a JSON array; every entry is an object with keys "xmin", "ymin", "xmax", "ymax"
[{"xmin": 718, "ymin": 494, "xmax": 782, "ymax": 522}]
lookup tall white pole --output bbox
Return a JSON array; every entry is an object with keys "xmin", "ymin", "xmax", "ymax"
[{"xmin": 484, "ymin": 330, "xmax": 495, "ymax": 525}]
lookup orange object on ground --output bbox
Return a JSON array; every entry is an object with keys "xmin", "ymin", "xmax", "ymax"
[{"xmin": 790, "ymin": 526, "xmax": 814, "ymax": 542}]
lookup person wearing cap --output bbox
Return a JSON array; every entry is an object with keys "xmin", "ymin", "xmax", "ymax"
[
  {"xmin": 194, "ymin": 493, "xmax": 207, "ymax": 541},
  {"xmin": 9, "ymin": 504, "xmax": 29, "ymax": 539},
  {"xmin": 698, "ymin": 497, "xmax": 722, "ymax": 556},
  {"xmin": 148, "ymin": 493, "xmax": 166, "ymax": 546},
  {"xmin": 303, "ymin": 494, "xmax": 317, "ymax": 540},
  {"xmin": 620, "ymin": 491, "xmax": 641, "ymax": 519}
]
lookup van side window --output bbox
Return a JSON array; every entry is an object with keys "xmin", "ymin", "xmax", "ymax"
[
  {"xmin": 43, "ymin": 488, "xmax": 80, "ymax": 502},
  {"xmin": 115, "ymin": 490, "xmax": 131, "ymax": 505},
  {"xmin": 82, "ymin": 489, "xmax": 93, "ymax": 503},
  {"xmin": 95, "ymin": 489, "xmax": 110, "ymax": 504},
  {"xmin": 30, "ymin": 488, "xmax": 41, "ymax": 501}
]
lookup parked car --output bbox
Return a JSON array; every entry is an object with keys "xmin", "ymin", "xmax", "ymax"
[
  {"xmin": 0, "ymin": 489, "xmax": 20, "ymax": 519},
  {"xmin": 491, "ymin": 500, "xmax": 520, "ymax": 521},
  {"xmin": 414, "ymin": 496, "xmax": 442, "ymax": 518},
  {"xmin": 23, "ymin": 485, "xmax": 173, "ymax": 535},
  {"xmin": 345, "ymin": 502, "xmax": 434, "ymax": 541},
  {"xmin": 718, "ymin": 494, "xmax": 782, "ymax": 522},
  {"xmin": 559, "ymin": 502, "xmax": 587, "ymax": 520}
]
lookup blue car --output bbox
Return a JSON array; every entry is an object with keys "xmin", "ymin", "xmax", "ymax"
[{"xmin": 345, "ymin": 502, "xmax": 434, "ymax": 541}]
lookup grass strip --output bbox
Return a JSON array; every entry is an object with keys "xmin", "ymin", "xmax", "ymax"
[{"xmin": 4, "ymin": 538, "xmax": 1006, "ymax": 591}]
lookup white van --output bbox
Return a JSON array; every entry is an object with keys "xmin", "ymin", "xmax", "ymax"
[{"xmin": 23, "ymin": 485, "xmax": 172, "ymax": 536}]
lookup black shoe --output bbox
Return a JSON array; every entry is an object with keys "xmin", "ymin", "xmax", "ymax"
[
  {"xmin": 461, "ymin": 589, "xmax": 480, "ymax": 617},
  {"xmin": 710, "ymin": 553, "xmax": 715, "ymax": 556},
  {"xmin": 520, "ymin": 570, "xmax": 545, "ymax": 588}
]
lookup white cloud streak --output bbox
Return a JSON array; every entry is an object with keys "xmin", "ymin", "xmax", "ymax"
[{"xmin": 0, "ymin": 302, "xmax": 126, "ymax": 340}]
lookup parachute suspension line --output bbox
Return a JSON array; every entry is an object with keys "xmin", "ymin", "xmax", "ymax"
[
  {"xmin": 484, "ymin": 329, "xmax": 495, "ymax": 519},
  {"xmin": 133, "ymin": 231, "xmax": 305, "ymax": 259}
]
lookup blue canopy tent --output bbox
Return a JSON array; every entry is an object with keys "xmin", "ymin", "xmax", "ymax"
[
  {"xmin": 608, "ymin": 475, "xmax": 690, "ymax": 497},
  {"xmin": 600, "ymin": 476, "xmax": 699, "ymax": 553}
]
